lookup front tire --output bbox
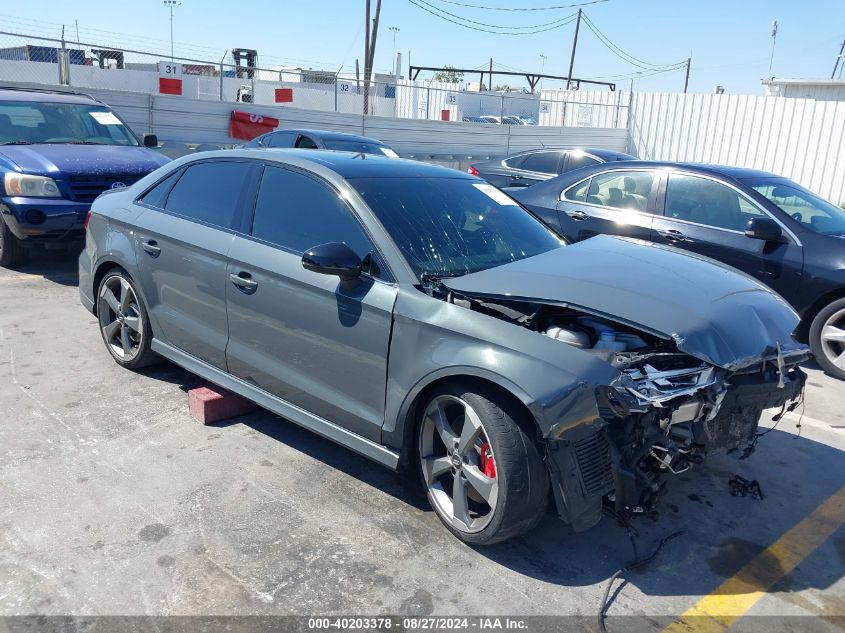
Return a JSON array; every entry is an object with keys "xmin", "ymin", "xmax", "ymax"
[
  {"xmin": 0, "ymin": 217, "xmax": 26, "ymax": 268},
  {"xmin": 809, "ymin": 298, "xmax": 845, "ymax": 380},
  {"xmin": 96, "ymin": 270, "xmax": 157, "ymax": 369},
  {"xmin": 416, "ymin": 382, "xmax": 549, "ymax": 545}
]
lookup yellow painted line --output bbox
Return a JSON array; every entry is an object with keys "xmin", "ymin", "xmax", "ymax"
[{"xmin": 662, "ymin": 485, "xmax": 845, "ymax": 633}]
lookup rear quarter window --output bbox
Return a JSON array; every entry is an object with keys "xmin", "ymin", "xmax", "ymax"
[{"xmin": 138, "ymin": 170, "xmax": 182, "ymax": 209}]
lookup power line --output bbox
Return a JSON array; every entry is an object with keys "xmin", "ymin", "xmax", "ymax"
[
  {"xmin": 409, "ymin": 0, "xmax": 578, "ymax": 30},
  {"xmin": 405, "ymin": 0, "xmax": 578, "ymax": 34},
  {"xmin": 431, "ymin": 0, "xmax": 607, "ymax": 11},
  {"xmin": 589, "ymin": 65, "xmax": 687, "ymax": 81},
  {"xmin": 581, "ymin": 12, "xmax": 686, "ymax": 70}
]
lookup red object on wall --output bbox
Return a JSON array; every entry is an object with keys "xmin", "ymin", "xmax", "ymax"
[
  {"xmin": 159, "ymin": 77, "xmax": 183, "ymax": 95},
  {"xmin": 228, "ymin": 110, "xmax": 280, "ymax": 141},
  {"xmin": 274, "ymin": 88, "xmax": 294, "ymax": 103},
  {"xmin": 441, "ymin": 109, "xmax": 450, "ymax": 121}
]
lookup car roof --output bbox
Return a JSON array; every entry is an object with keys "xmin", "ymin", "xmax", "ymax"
[
  {"xmin": 0, "ymin": 87, "xmax": 100, "ymax": 105},
  {"xmin": 193, "ymin": 148, "xmax": 475, "ymax": 180},
  {"xmin": 266, "ymin": 128, "xmax": 388, "ymax": 144},
  {"xmin": 574, "ymin": 160, "xmax": 779, "ymax": 179},
  {"xmin": 507, "ymin": 147, "xmax": 634, "ymax": 160}
]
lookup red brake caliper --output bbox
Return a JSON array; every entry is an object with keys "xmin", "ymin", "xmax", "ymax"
[{"xmin": 479, "ymin": 441, "xmax": 496, "ymax": 479}]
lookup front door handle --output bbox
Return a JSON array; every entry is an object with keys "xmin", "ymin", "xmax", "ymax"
[
  {"xmin": 142, "ymin": 240, "xmax": 161, "ymax": 257},
  {"xmin": 657, "ymin": 229, "xmax": 691, "ymax": 243},
  {"xmin": 565, "ymin": 209, "xmax": 589, "ymax": 221},
  {"xmin": 230, "ymin": 271, "xmax": 258, "ymax": 294}
]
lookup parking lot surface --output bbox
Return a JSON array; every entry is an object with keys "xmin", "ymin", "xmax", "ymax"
[{"xmin": 1, "ymin": 254, "xmax": 843, "ymax": 630}]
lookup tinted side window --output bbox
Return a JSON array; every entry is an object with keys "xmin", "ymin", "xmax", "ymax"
[
  {"xmin": 139, "ymin": 170, "xmax": 181, "ymax": 209},
  {"xmin": 666, "ymin": 174, "xmax": 763, "ymax": 231},
  {"xmin": 164, "ymin": 161, "xmax": 253, "ymax": 229},
  {"xmin": 295, "ymin": 135, "xmax": 319, "ymax": 149},
  {"xmin": 586, "ymin": 170, "xmax": 655, "ymax": 212},
  {"xmin": 520, "ymin": 152, "xmax": 562, "ymax": 174},
  {"xmin": 564, "ymin": 178, "xmax": 590, "ymax": 202},
  {"xmin": 565, "ymin": 153, "xmax": 601, "ymax": 171},
  {"xmin": 252, "ymin": 166, "xmax": 373, "ymax": 258},
  {"xmin": 267, "ymin": 132, "xmax": 295, "ymax": 148}
]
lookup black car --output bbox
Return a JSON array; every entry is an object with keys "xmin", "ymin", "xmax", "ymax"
[
  {"xmin": 468, "ymin": 147, "xmax": 634, "ymax": 189},
  {"xmin": 511, "ymin": 161, "xmax": 845, "ymax": 380},
  {"xmin": 244, "ymin": 128, "xmax": 397, "ymax": 157}
]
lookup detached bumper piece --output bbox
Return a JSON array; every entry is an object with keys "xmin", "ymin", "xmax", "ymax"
[{"xmin": 547, "ymin": 363, "xmax": 806, "ymax": 531}]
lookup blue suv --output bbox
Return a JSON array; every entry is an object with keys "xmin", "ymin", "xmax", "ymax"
[{"xmin": 0, "ymin": 87, "xmax": 170, "ymax": 266}]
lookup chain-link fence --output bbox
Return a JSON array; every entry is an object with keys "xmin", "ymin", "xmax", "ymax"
[{"xmin": 0, "ymin": 30, "xmax": 628, "ymax": 128}]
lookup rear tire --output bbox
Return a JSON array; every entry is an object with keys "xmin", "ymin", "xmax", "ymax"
[
  {"xmin": 416, "ymin": 382, "xmax": 549, "ymax": 545},
  {"xmin": 96, "ymin": 270, "xmax": 158, "ymax": 369},
  {"xmin": 809, "ymin": 298, "xmax": 845, "ymax": 381},
  {"xmin": 0, "ymin": 217, "xmax": 26, "ymax": 268}
]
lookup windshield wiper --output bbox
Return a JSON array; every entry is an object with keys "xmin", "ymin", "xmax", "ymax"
[{"xmin": 0, "ymin": 141, "xmax": 32, "ymax": 146}]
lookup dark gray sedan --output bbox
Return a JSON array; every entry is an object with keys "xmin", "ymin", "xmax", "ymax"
[
  {"xmin": 79, "ymin": 150, "xmax": 807, "ymax": 544},
  {"xmin": 244, "ymin": 128, "xmax": 397, "ymax": 157},
  {"xmin": 468, "ymin": 147, "xmax": 633, "ymax": 189}
]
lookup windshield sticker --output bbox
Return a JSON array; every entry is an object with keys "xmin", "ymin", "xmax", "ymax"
[
  {"xmin": 89, "ymin": 111, "xmax": 122, "ymax": 125},
  {"xmin": 473, "ymin": 183, "xmax": 519, "ymax": 206},
  {"xmin": 379, "ymin": 147, "xmax": 399, "ymax": 158}
]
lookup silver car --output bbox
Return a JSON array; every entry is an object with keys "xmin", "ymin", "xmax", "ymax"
[{"xmin": 80, "ymin": 149, "xmax": 808, "ymax": 544}]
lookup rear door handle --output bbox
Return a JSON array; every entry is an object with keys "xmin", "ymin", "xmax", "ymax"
[
  {"xmin": 142, "ymin": 240, "xmax": 161, "ymax": 257},
  {"xmin": 657, "ymin": 229, "xmax": 692, "ymax": 243},
  {"xmin": 230, "ymin": 271, "xmax": 258, "ymax": 294},
  {"xmin": 565, "ymin": 209, "xmax": 589, "ymax": 221}
]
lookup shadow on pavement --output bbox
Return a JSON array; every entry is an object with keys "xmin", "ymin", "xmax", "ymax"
[
  {"xmin": 6, "ymin": 250, "xmax": 80, "ymax": 286},
  {"xmin": 136, "ymin": 361, "xmax": 845, "ymax": 604}
]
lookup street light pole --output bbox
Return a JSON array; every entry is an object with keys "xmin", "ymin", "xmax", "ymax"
[
  {"xmin": 389, "ymin": 26, "xmax": 400, "ymax": 76},
  {"xmin": 768, "ymin": 19, "xmax": 778, "ymax": 78},
  {"xmin": 163, "ymin": 1, "xmax": 181, "ymax": 62},
  {"xmin": 539, "ymin": 54, "xmax": 546, "ymax": 92}
]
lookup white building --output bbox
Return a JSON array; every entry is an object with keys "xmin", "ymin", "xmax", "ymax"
[{"xmin": 761, "ymin": 78, "xmax": 845, "ymax": 101}]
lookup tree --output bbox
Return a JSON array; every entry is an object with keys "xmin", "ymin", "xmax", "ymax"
[{"xmin": 433, "ymin": 65, "xmax": 464, "ymax": 84}]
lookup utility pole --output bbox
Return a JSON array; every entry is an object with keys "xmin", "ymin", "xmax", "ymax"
[
  {"xmin": 768, "ymin": 19, "xmax": 778, "ymax": 78},
  {"xmin": 831, "ymin": 39, "xmax": 845, "ymax": 79},
  {"xmin": 488, "ymin": 58, "xmax": 493, "ymax": 91},
  {"xmin": 163, "ymin": 1, "xmax": 181, "ymax": 62},
  {"xmin": 683, "ymin": 57, "xmax": 691, "ymax": 93},
  {"xmin": 363, "ymin": 0, "xmax": 383, "ymax": 115},
  {"xmin": 566, "ymin": 9, "xmax": 582, "ymax": 90}
]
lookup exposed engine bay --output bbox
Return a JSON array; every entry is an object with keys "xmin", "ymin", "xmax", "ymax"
[{"xmin": 434, "ymin": 284, "xmax": 808, "ymax": 531}]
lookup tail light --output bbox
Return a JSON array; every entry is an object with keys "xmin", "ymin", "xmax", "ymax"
[
  {"xmin": 467, "ymin": 165, "xmax": 479, "ymax": 176},
  {"xmin": 83, "ymin": 210, "xmax": 92, "ymax": 230}
]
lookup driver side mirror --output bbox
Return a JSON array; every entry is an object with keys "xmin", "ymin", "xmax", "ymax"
[
  {"xmin": 302, "ymin": 242, "xmax": 362, "ymax": 279},
  {"xmin": 745, "ymin": 217, "xmax": 785, "ymax": 243},
  {"xmin": 142, "ymin": 133, "xmax": 159, "ymax": 148}
]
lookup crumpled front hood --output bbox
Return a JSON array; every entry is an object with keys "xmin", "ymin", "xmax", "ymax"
[
  {"xmin": 0, "ymin": 144, "xmax": 170, "ymax": 177},
  {"xmin": 444, "ymin": 235, "xmax": 808, "ymax": 371}
]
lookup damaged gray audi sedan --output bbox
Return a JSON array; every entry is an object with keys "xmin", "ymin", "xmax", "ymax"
[{"xmin": 79, "ymin": 150, "xmax": 808, "ymax": 544}]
